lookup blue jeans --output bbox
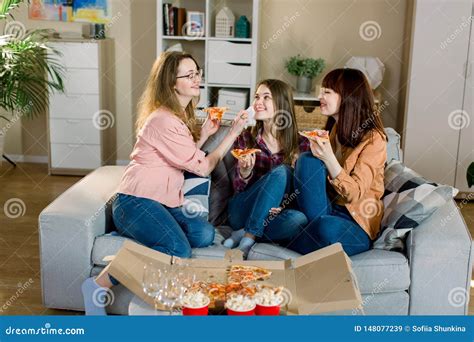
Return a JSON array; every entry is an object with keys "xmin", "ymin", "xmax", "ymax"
[
  {"xmin": 228, "ymin": 165, "xmax": 307, "ymax": 242},
  {"xmin": 289, "ymin": 152, "xmax": 371, "ymax": 256},
  {"xmin": 112, "ymin": 193, "xmax": 215, "ymax": 259}
]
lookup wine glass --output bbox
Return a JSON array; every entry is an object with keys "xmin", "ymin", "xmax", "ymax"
[
  {"xmin": 157, "ymin": 268, "xmax": 183, "ymax": 315},
  {"xmin": 142, "ymin": 262, "xmax": 162, "ymax": 311}
]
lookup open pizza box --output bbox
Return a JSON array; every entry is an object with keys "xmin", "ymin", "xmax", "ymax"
[{"xmin": 106, "ymin": 240, "xmax": 362, "ymax": 315}]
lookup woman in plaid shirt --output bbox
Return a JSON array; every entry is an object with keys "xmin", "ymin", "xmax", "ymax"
[{"xmin": 223, "ymin": 79, "xmax": 310, "ymax": 257}]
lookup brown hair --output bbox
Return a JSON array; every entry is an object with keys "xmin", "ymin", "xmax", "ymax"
[
  {"xmin": 248, "ymin": 79, "xmax": 299, "ymax": 165},
  {"xmin": 322, "ymin": 68, "xmax": 386, "ymax": 147},
  {"xmin": 136, "ymin": 51, "xmax": 200, "ymax": 140}
]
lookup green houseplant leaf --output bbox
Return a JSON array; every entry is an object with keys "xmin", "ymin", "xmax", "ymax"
[
  {"xmin": 1, "ymin": 26, "xmax": 64, "ymax": 118},
  {"xmin": 0, "ymin": 0, "xmax": 24, "ymax": 19},
  {"xmin": 285, "ymin": 55, "xmax": 326, "ymax": 78}
]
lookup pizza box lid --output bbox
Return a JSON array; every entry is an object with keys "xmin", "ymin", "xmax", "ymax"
[{"xmin": 107, "ymin": 240, "xmax": 362, "ymax": 314}]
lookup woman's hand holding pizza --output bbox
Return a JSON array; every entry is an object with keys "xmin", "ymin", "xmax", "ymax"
[
  {"xmin": 229, "ymin": 110, "xmax": 249, "ymax": 138},
  {"xmin": 239, "ymin": 153, "xmax": 255, "ymax": 179},
  {"xmin": 201, "ymin": 115, "xmax": 220, "ymax": 138},
  {"xmin": 309, "ymin": 137, "xmax": 335, "ymax": 162}
]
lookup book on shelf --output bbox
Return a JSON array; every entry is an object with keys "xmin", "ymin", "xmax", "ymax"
[{"xmin": 162, "ymin": 4, "xmax": 187, "ymax": 36}]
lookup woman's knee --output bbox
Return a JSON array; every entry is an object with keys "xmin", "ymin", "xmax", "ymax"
[
  {"xmin": 186, "ymin": 221, "xmax": 216, "ymax": 248},
  {"xmin": 296, "ymin": 152, "xmax": 324, "ymax": 172}
]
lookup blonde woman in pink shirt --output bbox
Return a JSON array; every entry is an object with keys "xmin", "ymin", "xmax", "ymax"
[{"xmin": 81, "ymin": 51, "xmax": 248, "ymax": 315}]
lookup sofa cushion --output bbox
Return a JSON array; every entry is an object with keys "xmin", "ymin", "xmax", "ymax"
[
  {"xmin": 384, "ymin": 127, "xmax": 401, "ymax": 162},
  {"xmin": 91, "ymin": 226, "xmax": 233, "ymax": 266},
  {"xmin": 374, "ymin": 160, "xmax": 458, "ymax": 251},
  {"xmin": 248, "ymin": 243, "xmax": 410, "ymax": 294}
]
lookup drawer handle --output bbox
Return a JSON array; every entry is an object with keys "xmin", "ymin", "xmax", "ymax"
[
  {"xmin": 66, "ymin": 120, "xmax": 81, "ymax": 124},
  {"xmin": 227, "ymin": 63, "xmax": 251, "ymax": 66},
  {"xmin": 67, "ymin": 144, "xmax": 81, "ymax": 148}
]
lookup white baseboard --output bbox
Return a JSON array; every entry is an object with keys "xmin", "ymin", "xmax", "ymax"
[{"xmin": 3, "ymin": 154, "xmax": 48, "ymax": 164}]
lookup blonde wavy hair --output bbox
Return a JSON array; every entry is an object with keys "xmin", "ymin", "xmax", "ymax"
[{"xmin": 136, "ymin": 51, "xmax": 200, "ymax": 140}]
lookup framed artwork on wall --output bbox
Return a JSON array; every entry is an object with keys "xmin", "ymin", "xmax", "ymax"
[{"xmin": 29, "ymin": 0, "xmax": 111, "ymax": 23}]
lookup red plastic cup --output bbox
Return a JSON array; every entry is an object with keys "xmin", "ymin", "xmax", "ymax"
[
  {"xmin": 182, "ymin": 304, "xmax": 209, "ymax": 316},
  {"xmin": 255, "ymin": 303, "xmax": 280, "ymax": 316},
  {"xmin": 182, "ymin": 297, "xmax": 210, "ymax": 316},
  {"xmin": 226, "ymin": 306, "xmax": 255, "ymax": 316}
]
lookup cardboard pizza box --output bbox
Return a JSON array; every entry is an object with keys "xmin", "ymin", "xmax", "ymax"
[{"xmin": 106, "ymin": 240, "xmax": 362, "ymax": 315}]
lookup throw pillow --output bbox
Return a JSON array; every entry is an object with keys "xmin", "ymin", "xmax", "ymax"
[
  {"xmin": 182, "ymin": 171, "xmax": 211, "ymax": 220},
  {"xmin": 373, "ymin": 160, "xmax": 458, "ymax": 251}
]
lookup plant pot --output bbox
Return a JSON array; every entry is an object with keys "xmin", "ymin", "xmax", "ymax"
[{"xmin": 296, "ymin": 76, "xmax": 313, "ymax": 93}]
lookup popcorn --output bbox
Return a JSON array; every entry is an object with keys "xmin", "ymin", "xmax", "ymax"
[
  {"xmin": 225, "ymin": 295, "xmax": 256, "ymax": 312},
  {"xmin": 182, "ymin": 291, "xmax": 210, "ymax": 308},
  {"xmin": 254, "ymin": 287, "xmax": 284, "ymax": 306}
]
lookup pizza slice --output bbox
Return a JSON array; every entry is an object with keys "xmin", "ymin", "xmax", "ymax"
[
  {"xmin": 230, "ymin": 148, "xmax": 262, "ymax": 160},
  {"xmin": 225, "ymin": 283, "xmax": 257, "ymax": 298},
  {"xmin": 227, "ymin": 265, "xmax": 272, "ymax": 284},
  {"xmin": 298, "ymin": 129, "xmax": 330, "ymax": 141},
  {"xmin": 203, "ymin": 106, "xmax": 228, "ymax": 121}
]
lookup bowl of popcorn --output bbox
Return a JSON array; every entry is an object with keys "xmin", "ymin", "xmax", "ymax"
[
  {"xmin": 254, "ymin": 287, "xmax": 285, "ymax": 316},
  {"xmin": 225, "ymin": 295, "xmax": 256, "ymax": 316},
  {"xmin": 182, "ymin": 291, "xmax": 210, "ymax": 316}
]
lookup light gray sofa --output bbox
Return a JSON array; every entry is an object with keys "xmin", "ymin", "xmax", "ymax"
[{"xmin": 39, "ymin": 127, "xmax": 473, "ymax": 315}]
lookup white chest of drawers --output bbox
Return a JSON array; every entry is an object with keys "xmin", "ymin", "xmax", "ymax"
[{"xmin": 47, "ymin": 39, "xmax": 116, "ymax": 175}]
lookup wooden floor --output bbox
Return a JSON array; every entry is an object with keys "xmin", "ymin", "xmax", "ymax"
[{"xmin": 0, "ymin": 162, "xmax": 473, "ymax": 315}]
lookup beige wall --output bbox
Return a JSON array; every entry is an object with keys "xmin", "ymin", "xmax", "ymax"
[
  {"xmin": 258, "ymin": 0, "xmax": 410, "ymax": 130},
  {"xmin": 2, "ymin": 0, "xmax": 410, "ymax": 161}
]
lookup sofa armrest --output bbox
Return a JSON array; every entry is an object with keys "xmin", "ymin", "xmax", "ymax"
[
  {"xmin": 406, "ymin": 199, "xmax": 473, "ymax": 315},
  {"xmin": 39, "ymin": 166, "xmax": 125, "ymax": 310}
]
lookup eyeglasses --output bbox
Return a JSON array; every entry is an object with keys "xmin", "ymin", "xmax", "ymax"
[{"xmin": 176, "ymin": 69, "xmax": 203, "ymax": 81}]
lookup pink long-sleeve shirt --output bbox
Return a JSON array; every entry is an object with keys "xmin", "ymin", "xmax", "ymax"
[{"xmin": 117, "ymin": 107, "xmax": 209, "ymax": 208}]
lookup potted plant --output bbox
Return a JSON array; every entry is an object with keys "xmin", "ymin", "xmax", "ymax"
[
  {"xmin": 285, "ymin": 55, "xmax": 325, "ymax": 93},
  {"xmin": 0, "ymin": 0, "xmax": 64, "ymax": 165}
]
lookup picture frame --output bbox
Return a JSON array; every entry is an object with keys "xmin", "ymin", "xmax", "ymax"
[{"xmin": 186, "ymin": 11, "xmax": 205, "ymax": 36}]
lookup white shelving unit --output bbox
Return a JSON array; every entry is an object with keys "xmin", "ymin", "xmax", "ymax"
[{"xmin": 156, "ymin": 0, "xmax": 260, "ymax": 117}]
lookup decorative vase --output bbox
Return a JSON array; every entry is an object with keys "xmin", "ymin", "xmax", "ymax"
[{"xmin": 296, "ymin": 76, "xmax": 312, "ymax": 93}]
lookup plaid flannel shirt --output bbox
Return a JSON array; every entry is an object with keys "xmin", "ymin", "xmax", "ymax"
[{"xmin": 232, "ymin": 128, "xmax": 311, "ymax": 193}]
